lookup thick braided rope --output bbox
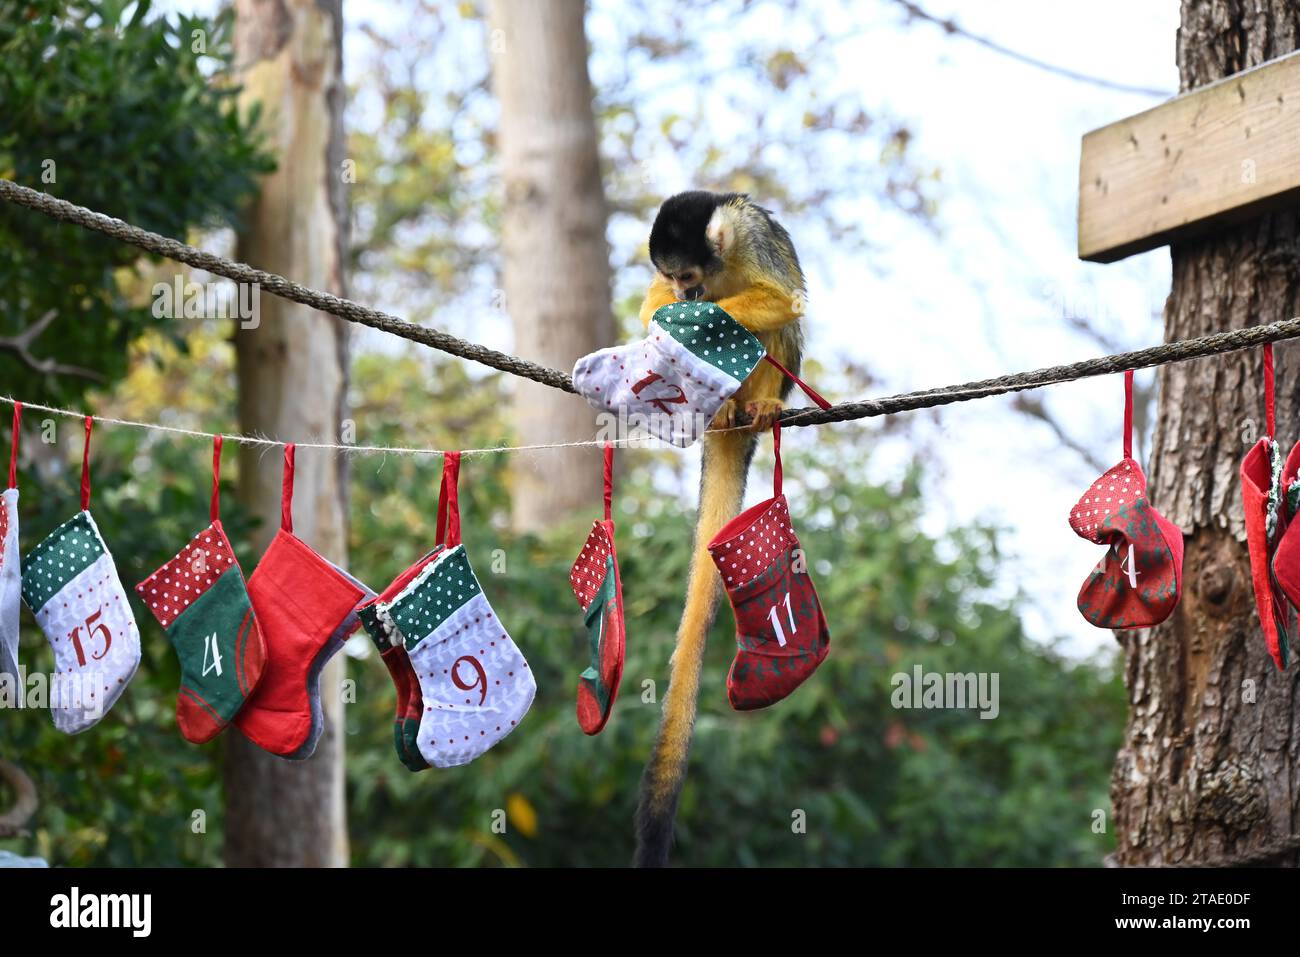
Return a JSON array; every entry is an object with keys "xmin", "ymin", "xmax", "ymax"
[
  {"xmin": 5, "ymin": 177, "xmax": 1300, "ymax": 432},
  {"xmin": 780, "ymin": 316, "xmax": 1300, "ymax": 427},
  {"xmin": 0, "ymin": 178, "xmax": 577, "ymax": 394}
]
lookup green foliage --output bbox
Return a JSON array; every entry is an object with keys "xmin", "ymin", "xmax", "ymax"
[
  {"xmin": 1, "ymin": 423, "xmax": 259, "ymax": 866},
  {"xmin": 0, "ymin": 0, "xmax": 269, "ymax": 866},
  {"xmin": 340, "ymin": 400, "xmax": 1124, "ymax": 867},
  {"xmin": 1, "ymin": 351, "xmax": 1123, "ymax": 867},
  {"xmin": 0, "ymin": 0, "xmax": 1120, "ymax": 869},
  {"xmin": 0, "ymin": 0, "xmax": 272, "ymax": 405}
]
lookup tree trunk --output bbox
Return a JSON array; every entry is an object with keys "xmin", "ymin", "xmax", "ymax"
[
  {"xmin": 1113, "ymin": 0, "xmax": 1300, "ymax": 866},
  {"xmin": 487, "ymin": 0, "xmax": 613, "ymax": 533},
  {"xmin": 224, "ymin": 0, "xmax": 350, "ymax": 868}
]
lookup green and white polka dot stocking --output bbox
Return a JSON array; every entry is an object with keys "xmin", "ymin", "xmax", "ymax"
[
  {"xmin": 376, "ymin": 453, "xmax": 535, "ymax": 767},
  {"xmin": 573, "ymin": 301, "xmax": 766, "ymax": 447},
  {"xmin": 20, "ymin": 418, "xmax": 140, "ymax": 733}
]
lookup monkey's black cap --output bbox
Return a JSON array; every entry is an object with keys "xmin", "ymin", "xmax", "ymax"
[{"xmin": 648, "ymin": 191, "xmax": 724, "ymax": 272}]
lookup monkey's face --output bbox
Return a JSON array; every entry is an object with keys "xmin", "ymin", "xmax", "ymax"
[
  {"xmin": 648, "ymin": 191, "xmax": 734, "ymax": 301},
  {"xmin": 658, "ymin": 263, "xmax": 708, "ymax": 301}
]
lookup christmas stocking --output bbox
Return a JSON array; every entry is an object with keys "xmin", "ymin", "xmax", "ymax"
[
  {"xmin": 0, "ymin": 404, "xmax": 21, "ymax": 686},
  {"xmin": 708, "ymin": 422, "xmax": 829, "ymax": 710},
  {"xmin": 357, "ymin": 546, "xmax": 443, "ymax": 772},
  {"xmin": 573, "ymin": 300, "xmax": 767, "ymax": 447},
  {"xmin": 1242, "ymin": 345, "xmax": 1293, "ymax": 670},
  {"xmin": 135, "ymin": 436, "xmax": 267, "ymax": 743},
  {"xmin": 234, "ymin": 445, "xmax": 368, "ymax": 759},
  {"xmin": 1271, "ymin": 440, "xmax": 1300, "ymax": 633},
  {"xmin": 21, "ymin": 417, "xmax": 141, "ymax": 734},
  {"xmin": 1069, "ymin": 371, "xmax": 1184, "ymax": 630},
  {"xmin": 568, "ymin": 445, "xmax": 625, "ymax": 735},
  {"xmin": 287, "ymin": 554, "xmax": 374, "ymax": 761},
  {"xmin": 381, "ymin": 453, "xmax": 536, "ymax": 767},
  {"xmin": 359, "ymin": 601, "xmax": 423, "ymax": 772}
]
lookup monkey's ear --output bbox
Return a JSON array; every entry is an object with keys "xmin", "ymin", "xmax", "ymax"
[{"xmin": 706, "ymin": 205, "xmax": 737, "ymax": 259}]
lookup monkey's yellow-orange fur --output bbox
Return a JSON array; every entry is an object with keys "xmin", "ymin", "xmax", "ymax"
[
  {"xmin": 638, "ymin": 275, "xmax": 798, "ymax": 430},
  {"xmin": 637, "ymin": 428, "xmax": 748, "ymax": 805},
  {"xmin": 634, "ymin": 195, "xmax": 805, "ymax": 866}
]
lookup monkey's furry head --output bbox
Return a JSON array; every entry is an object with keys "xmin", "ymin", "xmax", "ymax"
[
  {"xmin": 648, "ymin": 191, "xmax": 729, "ymax": 275},
  {"xmin": 648, "ymin": 191, "xmax": 762, "ymax": 300},
  {"xmin": 648, "ymin": 190, "xmax": 802, "ymax": 302}
]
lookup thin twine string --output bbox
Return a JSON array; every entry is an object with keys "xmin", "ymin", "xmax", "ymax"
[
  {"xmin": 0, "ymin": 394, "xmax": 609, "ymax": 457},
  {"xmin": 0, "ymin": 372, "xmax": 1090, "ymax": 458},
  {"xmin": 7, "ymin": 178, "xmax": 1300, "ymax": 432}
]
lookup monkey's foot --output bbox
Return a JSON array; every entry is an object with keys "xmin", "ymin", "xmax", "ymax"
[
  {"xmin": 745, "ymin": 398, "xmax": 784, "ymax": 432},
  {"xmin": 708, "ymin": 399, "xmax": 739, "ymax": 431}
]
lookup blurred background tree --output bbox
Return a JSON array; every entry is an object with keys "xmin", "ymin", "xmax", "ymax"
[
  {"xmin": 0, "ymin": 0, "xmax": 1127, "ymax": 867},
  {"xmin": 0, "ymin": 0, "xmax": 271, "ymax": 404},
  {"xmin": 221, "ymin": 0, "xmax": 351, "ymax": 869}
]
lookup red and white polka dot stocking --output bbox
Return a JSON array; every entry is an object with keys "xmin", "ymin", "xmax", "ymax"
[
  {"xmin": 136, "ymin": 436, "xmax": 267, "ymax": 743},
  {"xmin": 708, "ymin": 423, "xmax": 829, "ymax": 710}
]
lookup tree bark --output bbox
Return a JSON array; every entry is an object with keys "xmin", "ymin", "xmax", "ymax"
[
  {"xmin": 1113, "ymin": 0, "xmax": 1300, "ymax": 866},
  {"xmin": 487, "ymin": 0, "xmax": 614, "ymax": 533},
  {"xmin": 224, "ymin": 0, "xmax": 350, "ymax": 868}
]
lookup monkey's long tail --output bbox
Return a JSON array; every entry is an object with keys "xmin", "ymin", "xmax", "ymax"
[{"xmin": 633, "ymin": 429, "xmax": 755, "ymax": 867}]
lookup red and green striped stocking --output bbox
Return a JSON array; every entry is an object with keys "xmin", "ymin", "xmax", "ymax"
[
  {"xmin": 136, "ymin": 436, "xmax": 266, "ymax": 743},
  {"xmin": 568, "ymin": 445, "xmax": 625, "ymax": 735},
  {"xmin": 357, "ymin": 546, "xmax": 442, "ymax": 773}
]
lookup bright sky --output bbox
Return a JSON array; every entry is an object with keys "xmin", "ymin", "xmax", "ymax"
[
  {"xmin": 815, "ymin": 1, "xmax": 1179, "ymax": 656},
  {"xmin": 157, "ymin": 0, "xmax": 1182, "ymax": 658}
]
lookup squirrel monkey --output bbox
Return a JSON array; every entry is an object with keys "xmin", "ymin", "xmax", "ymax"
[{"xmin": 634, "ymin": 191, "xmax": 806, "ymax": 866}]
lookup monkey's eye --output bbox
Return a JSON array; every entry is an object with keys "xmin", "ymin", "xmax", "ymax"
[{"xmin": 675, "ymin": 269, "xmax": 700, "ymax": 286}]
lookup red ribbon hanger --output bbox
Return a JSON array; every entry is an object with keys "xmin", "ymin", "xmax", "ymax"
[
  {"xmin": 772, "ymin": 419, "xmax": 783, "ymax": 498},
  {"xmin": 1123, "ymin": 370, "xmax": 1134, "ymax": 460},
  {"xmin": 763, "ymin": 354, "xmax": 833, "ymax": 411},
  {"xmin": 435, "ymin": 452, "xmax": 462, "ymax": 548},
  {"xmin": 1265, "ymin": 343, "xmax": 1276, "ymax": 441},
  {"xmin": 80, "ymin": 416, "xmax": 93, "ymax": 511},
  {"xmin": 211, "ymin": 435, "xmax": 223, "ymax": 523},
  {"xmin": 8, "ymin": 402, "xmax": 20, "ymax": 490},
  {"xmin": 603, "ymin": 444, "xmax": 614, "ymax": 522},
  {"xmin": 281, "ymin": 443, "xmax": 296, "ymax": 533}
]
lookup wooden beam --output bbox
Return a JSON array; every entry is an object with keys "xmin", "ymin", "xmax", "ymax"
[{"xmin": 1079, "ymin": 50, "xmax": 1300, "ymax": 263}]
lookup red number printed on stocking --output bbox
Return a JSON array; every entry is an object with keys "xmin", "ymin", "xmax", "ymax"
[
  {"xmin": 68, "ymin": 609, "xmax": 112, "ymax": 668},
  {"xmin": 765, "ymin": 592, "xmax": 796, "ymax": 647},
  {"xmin": 631, "ymin": 372, "xmax": 689, "ymax": 415},
  {"xmin": 451, "ymin": 655, "xmax": 487, "ymax": 705}
]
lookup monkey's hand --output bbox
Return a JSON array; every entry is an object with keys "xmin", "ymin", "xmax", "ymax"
[
  {"xmin": 708, "ymin": 398, "xmax": 739, "ymax": 431},
  {"xmin": 743, "ymin": 398, "xmax": 784, "ymax": 432}
]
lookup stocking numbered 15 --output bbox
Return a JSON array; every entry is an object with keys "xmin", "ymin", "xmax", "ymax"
[{"xmin": 22, "ymin": 417, "xmax": 141, "ymax": 733}]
